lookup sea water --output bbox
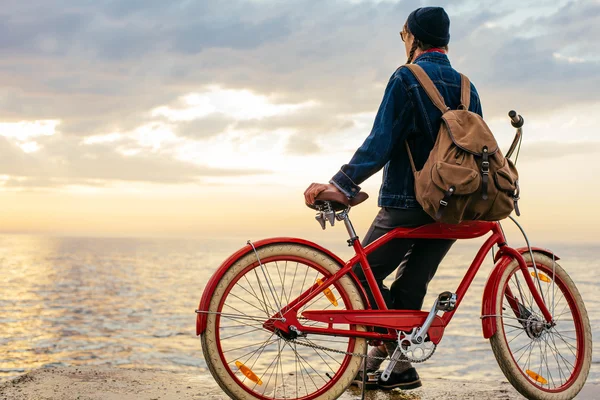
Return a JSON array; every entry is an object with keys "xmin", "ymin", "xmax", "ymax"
[{"xmin": 0, "ymin": 234, "xmax": 598, "ymax": 385}]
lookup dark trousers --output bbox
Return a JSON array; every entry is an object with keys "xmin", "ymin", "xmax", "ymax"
[{"xmin": 352, "ymin": 207, "xmax": 455, "ymax": 311}]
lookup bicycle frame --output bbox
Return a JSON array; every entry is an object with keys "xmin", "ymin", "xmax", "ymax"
[{"xmin": 263, "ymin": 219, "xmax": 554, "ymax": 343}]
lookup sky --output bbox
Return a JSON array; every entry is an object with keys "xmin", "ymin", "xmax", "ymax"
[{"xmin": 0, "ymin": 0, "xmax": 599, "ymax": 244}]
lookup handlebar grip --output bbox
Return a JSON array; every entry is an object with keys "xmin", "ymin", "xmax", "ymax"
[{"xmin": 508, "ymin": 110, "xmax": 524, "ymax": 128}]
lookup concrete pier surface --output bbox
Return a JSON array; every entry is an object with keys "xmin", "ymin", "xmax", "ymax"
[{"xmin": 1, "ymin": 366, "xmax": 598, "ymax": 399}]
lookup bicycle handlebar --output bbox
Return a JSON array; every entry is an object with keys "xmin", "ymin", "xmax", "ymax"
[{"xmin": 508, "ymin": 110, "xmax": 524, "ymax": 128}]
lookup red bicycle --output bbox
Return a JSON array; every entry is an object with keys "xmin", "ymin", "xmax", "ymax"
[{"xmin": 196, "ymin": 113, "xmax": 592, "ymax": 400}]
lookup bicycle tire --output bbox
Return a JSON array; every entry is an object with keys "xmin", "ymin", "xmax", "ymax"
[
  {"xmin": 489, "ymin": 252, "xmax": 592, "ymax": 399},
  {"xmin": 201, "ymin": 243, "xmax": 367, "ymax": 399}
]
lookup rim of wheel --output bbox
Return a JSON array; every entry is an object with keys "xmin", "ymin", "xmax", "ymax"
[
  {"xmin": 214, "ymin": 254, "xmax": 360, "ymax": 400},
  {"xmin": 500, "ymin": 260, "xmax": 585, "ymax": 393}
]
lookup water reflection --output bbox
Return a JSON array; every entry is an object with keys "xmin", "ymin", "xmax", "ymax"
[{"xmin": 0, "ymin": 235, "xmax": 598, "ymax": 388}]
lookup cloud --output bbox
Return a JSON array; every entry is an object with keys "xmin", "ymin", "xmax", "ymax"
[
  {"xmin": 0, "ymin": 135, "xmax": 269, "ymax": 188},
  {"xmin": 519, "ymin": 140, "xmax": 600, "ymax": 162},
  {"xmin": 286, "ymin": 135, "xmax": 321, "ymax": 155},
  {"xmin": 0, "ymin": 0, "xmax": 598, "ymax": 189},
  {"xmin": 175, "ymin": 113, "xmax": 236, "ymax": 139}
]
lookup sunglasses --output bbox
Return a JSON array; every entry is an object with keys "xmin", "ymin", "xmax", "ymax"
[{"xmin": 399, "ymin": 30, "xmax": 407, "ymax": 42}]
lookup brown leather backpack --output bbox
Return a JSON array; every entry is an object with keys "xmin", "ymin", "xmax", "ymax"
[{"xmin": 404, "ymin": 64, "xmax": 520, "ymax": 224}]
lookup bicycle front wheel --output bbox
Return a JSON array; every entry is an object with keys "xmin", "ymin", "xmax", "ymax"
[
  {"xmin": 489, "ymin": 252, "xmax": 592, "ymax": 400},
  {"xmin": 201, "ymin": 243, "xmax": 367, "ymax": 400}
]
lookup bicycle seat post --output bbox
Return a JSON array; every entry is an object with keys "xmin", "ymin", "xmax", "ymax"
[{"xmin": 337, "ymin": 209, "xmax": 359, "ymax": 246}]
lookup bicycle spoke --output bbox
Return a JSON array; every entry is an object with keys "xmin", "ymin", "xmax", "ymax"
[
  {"xmin": 514, "ymin": 340, "xmax": 535, "ymax": 360},
  {"xmin": 222, "ymin": 303, "xmax": 267, "ymax": 323},
  {"xmin": 304, "ymin": 338, "xmax": 345, "ymax": 365},
  {"xmin": 299, "ymin": 264, "xmax": 310, "ymax": 303},
  {"xmin": 524, "ymin": 338, "xmax": 535, "ymax": 374},
  {"xmin": 219, "ymin": 313, "xmax": 272, "ymax": 327},
  {"xmin": 220, "ymin": 327, "xmax": 266, "ymax": 341},
  {"xmin": 227, "ymin": 337, "xmax": 277, "ymax": 366},
  {"xmin": 302, "ymin": 339, "xmax": 340, "ymax": 374},
  {"xmin": 284, "ymin": 341, "xmax": 325, "ymax": 389},
  {"xmin": 241, "ymin": 333, "xmax": 277, "ymax": 386},
  {"xmin": 223, "ymin": 337, "xmax": 278, "ymax": 355},
  {"xmin": 301, "ymin": 294, "xmax": 343, "ymax": 323},
  {"xmin": 544, "ymin": 333, "xmax": 567, "ymax": 385},
  {"xmin": 236, "ymin": 279, "xmax": 273, "ymax": 316},
  {"xmin": 507, "ymin": 329, "xmax": 526, "ymax": 344},
  {"xmin": 262, "ymin": 341, "xmax": 283, "ymax": 396},
  {"xmin": 278, "ymin": 339, "xmax": 286, "ymax": 399},
  {"xmin": 297, "ymin": 336, "xmax": 351, "ymax": 345},
  {"xmin": 228, "ymin": 291, "xmax": 272, "ymax": 316},
  {"xmin": 547, "ymin": 332, "xmax": 575, "ymax": 370},
  {"xmin": 254, "ymin": 340, "xmax": 283, "ymax": 392},
  {"xmin": 243, "ymin": 273, "xmax": 272, "ymax": 315},
  {"xmin": 210, "ymin": 251, "xmax": 363, "ymax": 399},
  {"xmin": 253, "ymin": 268, "xmax": 277, "ymax": 315},
  {"xmin": 285, "ymin": 341, "xmax": 315, "ymax": 394},
  {"xmin": 504, "ymin": 326, "xmax": 524, "ymax": 335},
  {"xmin": 220, "ymin": 323, "xmax": 265, "ymax": 329},
  {"xmin": 294, "ymin": 342, "xmax": 298, "ymax": 399},
  {"xmin": 541, "ymin": 337, "xmax": 556, "ymax": 388},
  {"xmin": 264, "ymin": 261, "xmax": 284, "ymax": 311},
  {"xmin": 551, "ymin": 329, "xmax": 578, "ymax": 358},
  {"xmin": 289, "ymin": 262, "xmax": 299, "ymax": 305}
]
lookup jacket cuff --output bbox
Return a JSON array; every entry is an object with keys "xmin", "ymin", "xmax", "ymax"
[{"xmin": 330, "ymin": 169, "xmax": 361, "ymax": 199}]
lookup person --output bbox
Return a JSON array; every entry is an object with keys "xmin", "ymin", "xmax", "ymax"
[{"xmin": 304, "ymin": 6, "xmax": 483, "ymax": 391}]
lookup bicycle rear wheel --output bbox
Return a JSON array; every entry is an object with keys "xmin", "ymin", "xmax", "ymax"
[
  {"xmin": 489, "ymin": 252, "xmax": 592, "ymax": 400},
  {"xmin": 201, "ymin": 243, "xmax": 367, "ymax": 399}
]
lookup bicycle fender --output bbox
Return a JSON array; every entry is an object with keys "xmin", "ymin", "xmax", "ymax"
[
  {"xmin": 481, "ymin": 247, "xmax": 559, "ymax": 339},
  {"xmin": 196, "ymin": 237, "xmax": 371, "ymax": 335}
]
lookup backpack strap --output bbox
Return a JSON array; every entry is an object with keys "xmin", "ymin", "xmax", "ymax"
[
  {"xmin": 404, "ymin": 64, "xmax": 450, "ymax": 113},
  {"xmin": 459, "ymin": 73, "xmax": 471, "ymax": 110},
  {"xmin": 405, "ymin": 141, "xmax": 417, "ymax": 173}
]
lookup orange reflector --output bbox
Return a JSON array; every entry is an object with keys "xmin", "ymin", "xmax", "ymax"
[
  {"xmin": 531, "ymin": 272, "xmax": 551, "ymax": 283},
  {"xmin": 316, "ymin": 278, "xmax": 338, "ymax": 307},
  {"xmin": 526, "ymin": 370, "xmax": 548, "ymax": 385},
  {"xmin": 235, "ymin": 361, "xmax": 262, "ymax": 385}
]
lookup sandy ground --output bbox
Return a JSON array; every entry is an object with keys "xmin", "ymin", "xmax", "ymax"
[{"xmin": 0, "ymin": 367, "xmax": 598, "ymax": 400}]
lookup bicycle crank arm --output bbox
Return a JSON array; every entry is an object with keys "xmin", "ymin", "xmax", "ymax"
[
  {"xmin": 380, "ymin": 345, "xmax": 404, "ymax": 382},
  {"xmin": 413, "ymin": 297, "xmax": 440, "ymax": 344}
]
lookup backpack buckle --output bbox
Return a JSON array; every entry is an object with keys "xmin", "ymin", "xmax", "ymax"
[
  {"xmin": 436, "ymin": 186, "xmax": 455, "ymax": 219},
  {"xmin": 481, "ymin": 147, "xmax": 490, "ymax": 200}
]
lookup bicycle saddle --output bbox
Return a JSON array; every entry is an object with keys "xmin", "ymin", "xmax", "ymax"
[{"xmin": 306, "ymin": 190, "xmax": 369, "ymax": 211}]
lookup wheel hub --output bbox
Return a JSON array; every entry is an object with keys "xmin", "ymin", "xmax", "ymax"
[
  {"xmin": 525, "ymin": 315, "xmax": 545, "ymax": 339},
  {"xmin": 275, "ymin": 328, "xmax": 299, "ymax": 341}
]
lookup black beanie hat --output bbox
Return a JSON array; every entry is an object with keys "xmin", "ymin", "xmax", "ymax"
[{"xmin": 407, "ymin": 7, "xmax": 450, "ymax": 47}]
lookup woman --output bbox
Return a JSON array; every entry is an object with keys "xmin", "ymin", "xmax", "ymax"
[{"xmin": 304, "ymin": 6, "xmax": 483, "ymax": 391}]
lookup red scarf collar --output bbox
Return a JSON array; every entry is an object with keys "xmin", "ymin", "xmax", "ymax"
[{"xmin": 421, "ymin": 48, "xmax": 447, "ymax": 55}]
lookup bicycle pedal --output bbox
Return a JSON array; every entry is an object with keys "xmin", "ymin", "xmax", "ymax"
[
  {"xmin": 369, "ymin": 371, "xmax": 381, "ymax": 380},
  {"xmin": 436, "ymin": 291, "xmax": 457, "ymax": 311}
]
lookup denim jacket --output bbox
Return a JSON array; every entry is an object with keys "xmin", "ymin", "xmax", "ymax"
[{"xmin": 330, "ymin": 52, "xmax": 483, "ymax": 208}]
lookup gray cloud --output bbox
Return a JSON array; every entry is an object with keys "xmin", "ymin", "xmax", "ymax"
[
  {"xmin": 519, "ymin": 140, "xmax": 600, "ymax": 161},
  {"xmin": 175, "ymin": 113, "xmax": 236, "ymax": 139},
  {"xmin": 0, "ymin": 136, "xmax": 268, "ymax": 188},
  {"xmin": 286, "ymin": 134, "xmax": 321, "ymax": 155},
  {"xmin": 0, "ymin": 0, "xmax": 597, "ymax": 188},
  {"xmin": 234, "ymin": 108, "xmax": 355, "ymax": 134}
]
